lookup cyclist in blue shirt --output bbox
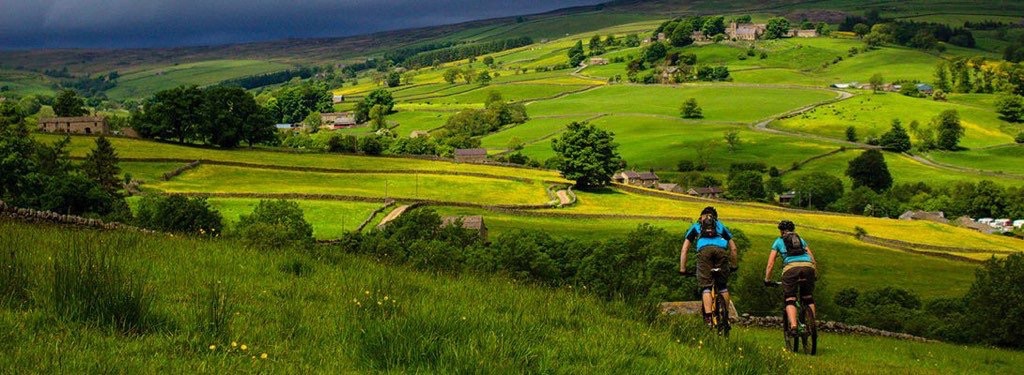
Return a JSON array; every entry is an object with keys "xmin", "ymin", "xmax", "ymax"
[
  {"xmin": 763, "ymin": 220, "xmax": 817, "ymax": 333},
  {"xmin": 680, "ymin": 206, "xmax": 738, "ymax": 326}
]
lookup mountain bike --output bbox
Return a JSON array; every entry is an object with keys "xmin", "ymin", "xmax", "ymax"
[
  {"xmin": 767, "ymin": 281, "xmax": 817, "ymax": 355},
  {"xmin": 683, "ymin": 268, "xmax": 730, "ymax": 337}
]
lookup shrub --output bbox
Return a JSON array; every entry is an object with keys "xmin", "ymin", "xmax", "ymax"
[
  {"xmin": 135, "ymin": 194, "xmax": 223, "ymax": 236},
  {"xmin": 676, "ymin": 159, "xmax": 697, "ymax": 172},
  {"xmin": 835, "ymin": 287, "xmax": 859, "ymax": 308},
  {"xmin": 1016, "ymin": 131, "xmax": 1024, "ymax": 144},
  {"xmin": 235, "ymin": 199, "xmax": 314, "ymax": 250},
  {"xmin": 964, "ymin": 253, "xmax": 1024, "ymax": 348},
  {"xmin": 52, "ymin": 236, "xmax": 155, "ymax": 335}
]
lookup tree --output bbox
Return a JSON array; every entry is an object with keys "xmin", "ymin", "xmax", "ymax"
[
  {"xmin": 680, "ymin": 98, "xmax": 703, "ymax": 119},
  {"xmin": 933, "ymin": 109, "xmax": 964, "ymax": 150},
  {"xmin": 462, "ymin": 68, "xmax": 476, "ymax": 84},
  {"xmin": 355, "ymin": 89, "xmax": 395, "ymax": 124},
  {"xmin": 443, "ymin": 68, "xmax": 461, "ymax": 84},
  {"xmin": 965, "ymin": 253, "xmax": 1024, "ymax": 348},
  {"xmin": 605, "ymin": 34, "xmax": 617, "ymax": 46},
  {"xmin": 551, "ymin": 121, "xmax": 622, "ymax": 189},
  {"xmin": 869, "ymin": 73, "xmax": 884, "ymax": 93},
  {"xmin": 670, "ymin": 24, "xmax": 693, "ymax": 47},
  {"xmin": 200, "ymin": 86, "xmax": 273, "ymax": 148},
  {"xmin": 135, "ymin": 194, "xmax": 223, "ymax": 235},
  {"xmin": 133, "ymin": 85, "xmax": 205, "ymax": 143},
  {"xmin": 879, "ymin": 119, "xmax": 912, "ymax": 152},
  {"xmin": 477, "ymin": 70, "xmax": 492, "ymax": 84},
  {"xmin": 80, "ymin": 136, "xmax": 121, "ymax": 194},
  {"xmin": 624, "ymin": 34, "xmax": 641, "ymax": 47},
  {"xmin": 727, "ymin": 171, "xmax": 766, "ymax": 200},
  {"xmin": 701, "ymin": 16, "xmax": 726, "ymax": 37},
  {"xmin": 995, "ymin": 94, "xmax": 1023, "ymax": 122},
  {"xmin": 568, "ymin": 40, "xmax": 586, "ymax": 66},
  {"xmin": 385, "ymin": 71, "xmax": 401, "ymax": 87},
  {"xmin": 370, "ymin": 104, "xmax": 387, "ymax": 130},
  {"xmin": 643, "ymin": 42, "xmax": 668, "ymax": 64},
  {"xmin": 765, "ymin": 17, "xmax": 791, "ymax": 39},
  {"xmin": 53, "ymin": 89, "xmax": 88, "ymax": 117},
  {"xmin": 935, "ymin": 62, "xmax": 951, "ymax": 92},
  {"xmin": 588, "ymin": 35, "xmax": 605, "ymax": 55},
  {"xmin": 482, "ymin": 56, "xmax": 495, "ymax": 66},
  {"xmin": 791, "ymin": 172, "xmax": 844, "ymax": 209},
  {"xmin": 723, "ymin": 130, "xmax": 741, "ymax": 151},
  {"xmin": 846, "ymin": 149, "xmax": 893, "ymax": 192},
  {"xmin": 846, "ymin": 126, "xmax": 858, "ymax": 142},
  {"xmin": 358, "ymin": 135, "xmax": 384, "ymax": 155},
  {"xmin": 853, "ymin": 23, "xmax": 870, "ymax": 38},
  {"xmin": 304, "ymin": 111, "xmax": 322, "ymax": 131}
]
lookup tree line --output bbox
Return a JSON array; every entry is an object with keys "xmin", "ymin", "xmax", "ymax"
[
  {"xmin": 401, "ymin": 37, "xmax": 533, "ymax": 68},
  {"xmin": 217, "ymin": 67, "xmax": 317, "ymax": 90},
  {"xmin": 131, "ymin": 85, "xmax": 277, "ymax": 148}
]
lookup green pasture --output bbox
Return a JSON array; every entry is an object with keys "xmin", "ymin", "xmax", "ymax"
[
  {"xmin": 105, "ymin": 60, "xmax": 292, "ymax": 99},
  {"xmin": 517, "ymin": 114, "xmax": 840, "ymax": 171},
  {"xmin": 409, "ymin": 83, "xmax": 594, "ymax": 105},
  {"xmin": 154, "ymin": 165, "xmax": 551, "ymax": 206},
  {"xmin": 525, "ymin": 84, "xmax": 836, "ymax": 120},
  {"xmin": 0, "ymin": 69, "xmax": 55, "ymax": 96},
  {"xmin": 782, "ymin": 148, "xmax": 1024, "ymax": 189},
  {"xmin": 774, "ymin": 92, "xmax": 1020, "ymax": 149},
  {"xmin": 206, "ymin": 198, "xmax": 382, "ymax": 239},
  {"xmin": 119, "ymin": 162, "xmax": 187, "ymax": 183},
  {"xmin": 822, "ymin": 47, "xmax": 941, "ymax": 83},
  {"xmin": 927, "ymin": 145, "xmax": 1024, "ymax": 176},
  {"xmin": 32, "ymin": 134, "xmax": 565, "ymax": 183},
  {"xmin": 480, "ymin": 116, "xmax": 594, "ymax": 151}
]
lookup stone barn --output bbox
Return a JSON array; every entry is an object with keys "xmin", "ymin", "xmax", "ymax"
[
  {"xmin": 38, "ymin": 116, "xmax": 109, "ymax": 135},
  {"xmin": 442, "ymin": 215, "xmax": 488, "ymax": 241},
  {"xmin": 454, "ymin": 148, "xmax": 488, "ymax": 163}
]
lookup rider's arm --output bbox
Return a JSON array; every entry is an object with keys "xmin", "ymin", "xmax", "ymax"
[
  {"xmin": 680, "ymin": 239, "xmax": 691, "ymax": 273},
  {"xmin": 727, "ymin": 239, "xmax": 738, "ymax": 265},
  {"xmin": 764, "ymin": 250, "xmax": 778, "ymax": 281}
]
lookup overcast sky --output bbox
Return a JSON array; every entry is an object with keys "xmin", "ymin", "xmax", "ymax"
[{"xmin": 1, "ymin": 0, "xmax": 605, "ymax": 50}]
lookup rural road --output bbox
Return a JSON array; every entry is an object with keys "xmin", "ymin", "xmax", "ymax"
[{"xmin": 556, "ymin": 189, "xmax": 572, "ymax": 205}]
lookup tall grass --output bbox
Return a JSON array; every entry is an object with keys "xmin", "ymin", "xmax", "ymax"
[
  {"xmin": 198, "ymin": 281, "xmax": 232, "ymax": 341},
  {"xmin": 0, "ymin": 249, "xmax": 31, "ymax": 309},
  {"xmin": 51, "ymin": 233, "xmax": 155, "ymax": 335}
]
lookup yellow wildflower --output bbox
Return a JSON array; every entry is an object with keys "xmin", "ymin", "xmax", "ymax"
[
  {"xmin": 232, "ymin": 341, "xmax": 238, "ymax": 347},
  {"xmin": 241, "ymin": 344, "xmax": 248, "ymax": 351},
  {"xmin": 261, "ymin": 353, "xmax": 268, "ymax": 360},
  {"xmin": 209, "ymin": 345, "xmax": 216, "ymax": 350}
]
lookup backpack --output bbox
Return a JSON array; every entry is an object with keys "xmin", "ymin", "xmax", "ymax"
[
  {"xmin": 782, "ymin": 232, "xmax": 806, "ymax": 257},
  {"xmin": 698, "ymin": 215, "xmax": 719, "ymax": 238}
]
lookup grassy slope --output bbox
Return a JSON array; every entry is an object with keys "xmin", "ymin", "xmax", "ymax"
[
  {"xmin": 5, "ymin": 220, "xmax": 1023, "ymax": 374},
  {"xmin": 104, "ymin": 60, "xmax": 292, "ymax": 99}
]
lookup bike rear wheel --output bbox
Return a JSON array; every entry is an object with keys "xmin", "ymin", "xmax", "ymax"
[
  {"xmin": 715, "ymin": 293, "xmax": 730, "ymax": 337},
  {"xmin": 802, "ymin": 306, "xmax": 817, "ymax": 355}
]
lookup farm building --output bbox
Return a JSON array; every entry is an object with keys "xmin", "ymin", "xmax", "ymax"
[
  {"xmin": 410, "ymin": 130, "xmax": 429, "ymax": 138},
  {"xmin": 637, "ymin": 171, "xmax": 660, "ymax": 187},
  {"xmin": 657, "ymin": 32, "xmax": 667, "ymax": 42},
  {"xmin": 657, "ymin": 183, "xmax": 683, "ymax": 193},
  {"xmin": 117, "ymin": 127, "xmax": 140, "ymax": 138},
  {"xmin": 915, "ymin": 83, "xmax": 934, "ymax": 95},
  {"xmin": 589, "ymin": 57, "xmax": 609, "ymax": 65},
  {"xmin": 332, "ymin": 95, "xmax": 345, "ymax": 103},
  {"xmin": 38, "ymin": 116, "xmax": 108, "ymax": 135},
  {"xmin": 778, "ymin": 191, "xmax": 797, "ymax": 204},
  {"xmin": 688, "ymin": 186, "xmax": 724, "ymax": 199},
  {"xmin": 957, "ymin": 217, "xmax": 997, "ymax": 234},
  {"xmin": 727, "ymin": 22, "xmax": 766, "ymax": 40},
  {"xmin": 454, "ymin": 148, "xmax": 488, "ymax": 163},
  {"xmin": 613, "ymin": 170, "xmax": 640, "ymax": 184},
  {"xmin": 441, "ymin": 215, "xmax": 488, "ymax": 241},
  {"xmin": 789, "ymin": 29, "xmax": 819, "ymax": 38},
  {"xmin": 321, "ymin": 112, "xmax": 358, "ymax": 130},
  {"xmin": 660, "ymin": 66, "xmax": 680, "ymax": 83},
  {"xmin": 899, "ymin": 210, "xmax": 948, "ymax": 224}
]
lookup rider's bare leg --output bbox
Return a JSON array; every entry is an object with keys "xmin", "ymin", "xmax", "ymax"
[
  {"xmin": 702, "ymin": 290, "xmax": 714, "ymax": 314},
  {"xmin": 785, "ymin": 297, "xmax": 798, "ymax": 330}
]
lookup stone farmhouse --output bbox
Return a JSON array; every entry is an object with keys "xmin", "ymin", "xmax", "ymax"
[
  {"xmin": 454, "ymin": 148, "xmax": 488, "ymax": 163},
  {"xmin": 332, "ymin": 94, "xmax": 345, "ymax": 104},
  {"xmin": 657, "ymin": 183, "xmax": 683, "ymax": 193},
  {"xmin": 688, "ymin": 186, "xmax": 724, "ymax": 199},
  {"xmin": 613, "ymin": 170, "xmax": 660, "ymax": 187},
  {"xmin": 613, "ymin": 170, "xmax": 641, "ymax": 184},
  {"xmin": 727, "ymin": 22, "xmax": 766, "ymax": 40},
  {"xmin": 320, "ymin": 112, "xmax": 358, "ymax": 130},
  {"xmin": 589, "ymin": 57, "xmax": 609, "ymax": 65},
  {"xmin": 38, "ymin": 116, "xmax": 109, "ymax": 135},
  {"xmin": 442, "ymin": 215, "xmax": 488, "ymax": 241}
]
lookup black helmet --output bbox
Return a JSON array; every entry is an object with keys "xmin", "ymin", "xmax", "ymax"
[
  {"xmin": 701, "ymin": 206, "xmax": 718, "ymax": 218},
  {"xmin": 778, "ymin": 220, "xmax": 796, "ymax": 232}
]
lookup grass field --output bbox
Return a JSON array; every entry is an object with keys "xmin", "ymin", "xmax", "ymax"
[
  {"xmin": 104, "ymin": 60, "xmax": 292, "ymax": 99},
  {"xmin": 774, "ymin": 93, "xmax": 1020, "ymax": 149},
  {"xmin": 7, "ymin": 220, "xmax": 1019, "ymax": 373},
  {"xmin": 155, "ymin": 165, "xmax": 552, "ymax": 206},
  {"xmin": 783, "ymin": 148, "xmax": 1024, "ymax": 188}
]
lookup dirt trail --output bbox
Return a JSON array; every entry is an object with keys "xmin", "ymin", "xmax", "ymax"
[
  {"xmin": 556, "ymin": 190, "xmax": 572, "ymax": 205},
  {"xmin": 376, "ymin": 205, "xmax": 412, "ymax": 228}
]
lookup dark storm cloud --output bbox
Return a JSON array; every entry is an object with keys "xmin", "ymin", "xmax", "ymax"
[{"xmin": 0, "ymin": 0, "xmax": 606, "ymax": 50}]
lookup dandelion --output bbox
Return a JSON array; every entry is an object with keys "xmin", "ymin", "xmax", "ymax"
[
  {"xmin": 377, "ymin": 301, "xmax": 382, "ymax": 305},
  {"xmin": 241, "ymin": 344, "xmax": 248, "ymax": 351},
  {"xmin": 461, "ymin": 316, "xmax": 467, "ymax": 320},
  {"xmin": 209, "ymin": 345, "xmax": 217, "ymax": 350},
  {"xmin": 364, "ymin": 290, "xmax": 370, "ymax": 295},
  {"xmin": 232, "ymin": 341, "xmax": 238, "ymax": 348},
  {"xmin": 383, "ymin": 296, "xmax": 389, "ymax": 301},
  {"xmin": 260, "ymin": 353, "xmax": 268, "ymax": 360}
]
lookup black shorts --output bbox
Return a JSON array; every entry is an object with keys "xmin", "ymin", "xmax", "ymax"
[
  {"xmin": 782, "ymin": 266, "xmax": 816, "ymax": 299},
  {"xmin": 696, "ymin": 246, "xmax": 731, "ymax": 291}
]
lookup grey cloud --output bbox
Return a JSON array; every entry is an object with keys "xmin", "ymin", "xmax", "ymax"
[{"xmin": 1, "ymin": 0, "xmax": 604, "ymax": 49}]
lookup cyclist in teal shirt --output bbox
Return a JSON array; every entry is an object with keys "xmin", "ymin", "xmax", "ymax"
[{"xmin": 763, "ymin": 220, "xmax": 817, "ymax": 334}]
